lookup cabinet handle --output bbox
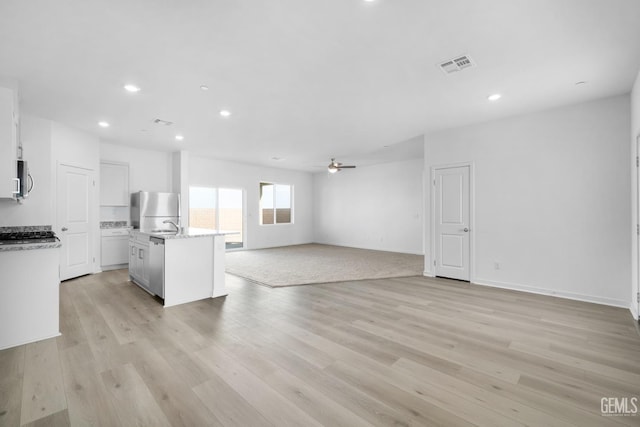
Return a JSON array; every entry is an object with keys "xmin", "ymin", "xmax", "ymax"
[
  {"xmin": 131, "ymin": 246, "xmax": 136, "ymax": 256},
  {"xmin": 139, "ymin": 248, "xmax": 144, "ymax": 260}
]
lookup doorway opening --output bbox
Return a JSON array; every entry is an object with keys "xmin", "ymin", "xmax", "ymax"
[{"xmin": 189, "ymin": 186, "xmax": 245, "ymax": 250}]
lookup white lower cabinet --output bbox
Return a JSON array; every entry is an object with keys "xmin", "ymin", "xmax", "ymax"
[
  {"xmin": 129, "ymin": 234, "xmax": 150, "ymax": 292},
  {"xmin": 0, "ymin": 247, "xmax": 60, "ymax": 350},
  {"xmin": 101, "ymin": 228, "xmax": 130, "ymax": 270}
]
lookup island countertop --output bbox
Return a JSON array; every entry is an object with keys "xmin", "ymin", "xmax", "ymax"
[{"xmin": 131, "ymin": 228, "xmax": 239, "ymax": 240}]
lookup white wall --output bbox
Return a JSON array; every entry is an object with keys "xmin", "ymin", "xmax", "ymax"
[
  {"xmin": 172, "ymin": 151, "xmax": 189, "ymax": 227},
  {"xmin": 189, "ymin": 156, "xmax": 314, "ymax": 250},
  {"xmin": 52, "ymin": 122, "xmax": 100, "ymax": 171},
  {"xmin": 630, "ymin": 70, "xmax": 640, "ymax": 319},
  {"xmin": 100, "ymin": 142, "xmax": 173, "ymax": 193},
  {"xmin": 313, "ymin": 159, "xmax": 423, "ymax": 254},
  {"xmin": 0, "ymin": 115, "xmax": 53, "ymax": 226},
  {"xmin": 425, "ymin": 95, "xmax": 631, "ymax": 308}
]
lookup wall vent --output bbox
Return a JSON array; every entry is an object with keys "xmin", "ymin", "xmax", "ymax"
[
  {"xmin": 153, "ymin": 118, "xmax": 173, "ymax": 126},
  {"xmin": 439, "ymin": 54, "xmax": 475, "ymax": 74}
]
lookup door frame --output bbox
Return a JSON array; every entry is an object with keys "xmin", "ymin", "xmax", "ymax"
[
  {"xmin": 636, "ymin": 134, "xmax": 640, "ymax": 319},
  {"xmin": 56, "ymin": 162, "xmax": 97, "ymax": 280},
  {"xmin": 430, "ymin": 161, "xmax": 475, "ymax": 282}
]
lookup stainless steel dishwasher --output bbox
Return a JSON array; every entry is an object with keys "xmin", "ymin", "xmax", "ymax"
[{"xmin": 148, "ymin": 236, "xmax": 165, "ymax": 298}]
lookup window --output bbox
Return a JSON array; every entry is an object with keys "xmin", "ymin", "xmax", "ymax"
[
  {"xmin": 260, "ymin": 182, "xmax": 292, "ymax": 224},
  {"xmin": 189, "ymin": 186, "xmax": 244, "ymax": 249}
]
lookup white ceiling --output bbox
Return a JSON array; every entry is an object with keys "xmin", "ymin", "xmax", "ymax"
[{"xmin": 1, "ymin": 0, "xmax": 639, "ymax": 172}]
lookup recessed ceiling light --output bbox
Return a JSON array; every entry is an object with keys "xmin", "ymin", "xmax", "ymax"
[
  {"xmin": 200, "ymin": 85, "xmax": 209, "ymax": 91},
  {"xmin": 272, "ymin": 157, "xmax": 285, "ymax": 161},
  {"xmin": 175, "ymin": 135, "xmax": 184, "ymax": 141},
  {"xmin": 124, "ymin": 84, "xmax": 140, "ymax": 93},
  {"xmin": 575, "ymin": 81, "xmax": 587, "ymax": 85},
  {"xmin": 487, "ymin": 94, "xmax": 502, "ymax": 101},
  {"xmin": 98, "ymin": 121, "xmax": 110, "ymax": 128},
  {"xmin": 219, "ymin": 110, "xmax": 231, "ymax": 118}
]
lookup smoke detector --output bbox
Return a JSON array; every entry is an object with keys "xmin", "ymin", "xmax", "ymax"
[
  {"xmin": 153, "ymin": 118, "xmax": 174, "ymax": 126},
  {"xmin": 438, "ymin": 54, "xmax": 475, "ymax": 74}
]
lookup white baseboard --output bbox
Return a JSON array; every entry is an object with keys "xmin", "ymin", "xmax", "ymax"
[
  {"xmin": 423, "ymin": 270, "xmax": 435, "ymax": 277},
  {"xmin": 100, "ymin": 264, "xmax": 127, "ymax": 272},
  {"xmin": 472, "ymin": 277, "xmax": 628, "ymax": 309},
  {"xmin": 0, "ymin": 332, "xmax": 61, "ymax": 351},
  {"xmin": 631, "ymin": 303, "xmax": 639, "ymax": 321}
]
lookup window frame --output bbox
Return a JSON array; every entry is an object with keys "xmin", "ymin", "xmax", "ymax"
[{"xmin": 259, "ymin": 181, "xmax": 294, "ymax": 225}]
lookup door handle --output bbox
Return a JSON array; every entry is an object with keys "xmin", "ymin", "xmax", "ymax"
[
  {"xmin": 61, "ymin": 227, "xmax": 68, "ymax": 232},
  {"xmin": 463, "ymin": 228, "xmax": 469, "ymax": 232}
]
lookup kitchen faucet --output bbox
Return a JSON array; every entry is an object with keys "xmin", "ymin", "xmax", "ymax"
[{"xmin": 163, "ymin": 219, "xmax": 180, "ymax": 232}]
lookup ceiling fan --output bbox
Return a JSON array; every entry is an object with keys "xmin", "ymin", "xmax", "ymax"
[{"xmin": 328, "ymin": 158, "xmax": 356, "ymax": 174}]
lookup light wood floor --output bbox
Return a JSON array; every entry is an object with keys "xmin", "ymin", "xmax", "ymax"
[{"xmin": 1, "ymin": 270, "xmax": 639, "ymax": 426}]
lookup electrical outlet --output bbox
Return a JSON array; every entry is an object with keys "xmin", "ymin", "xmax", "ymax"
[{"xmin": 494, "ymin": 262, "xmax": 500, "ymax": 270}]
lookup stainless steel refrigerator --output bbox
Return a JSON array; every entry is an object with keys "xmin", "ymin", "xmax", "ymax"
[{"xmin": 130, "ymin": 191, "xmax": 181, "ymax": 231}]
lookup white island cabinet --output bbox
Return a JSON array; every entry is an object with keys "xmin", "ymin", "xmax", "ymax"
[
  {"xmin": 128, "ymin": 232, "xmax": 150, "ymax": 289},
  {"xmin": 129, "ymin": 228, "xmax": 228, "ymax": 307}
]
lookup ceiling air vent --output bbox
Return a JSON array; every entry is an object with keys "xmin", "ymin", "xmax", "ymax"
[
  {"xmin": 153, "ymin": 118, "xmax": 173, "ymax": 126},
  {"xmin": 439, "ymin": 54, "xmax": 475, "ymax": 74}
]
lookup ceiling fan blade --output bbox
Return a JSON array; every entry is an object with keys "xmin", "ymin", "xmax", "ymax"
[{"xmin": 339, "ymin": 165, "xmax": 356, "ymax": 168}]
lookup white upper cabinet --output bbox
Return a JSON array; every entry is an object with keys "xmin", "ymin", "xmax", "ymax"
[
  {"xmin": 100, "ymin": 161, "xmax": 129, "ymax": 206},
  {"xmin": 0, "ymin": 86, "xmax": 19, "ymax": 199}
]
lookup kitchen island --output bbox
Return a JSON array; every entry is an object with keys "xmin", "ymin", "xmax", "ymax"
[{"xmin": 129, "ymin": 228, "xmax": 228, "ymax": 307}]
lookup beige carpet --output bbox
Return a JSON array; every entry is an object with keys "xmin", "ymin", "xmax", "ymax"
[{"xmin": 225, "ymin": 243, "xmax": 424, "ymax": 287}]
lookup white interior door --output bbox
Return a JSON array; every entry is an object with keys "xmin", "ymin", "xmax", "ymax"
[
  {"xmin": 57, "ymin": 164, "xmax": 94, "ymax": 281},
  {"xmin": 434, "ymin": 165, "xmax": 471, "ymax": 281}
]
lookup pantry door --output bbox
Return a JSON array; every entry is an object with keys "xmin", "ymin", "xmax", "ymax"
[
  {"xmin": 57, "ymin": 164, "xmax": 95, "ymax": 281},
  {"xmin": 434, "ymin": 165, "xmax": 471, "ymax": 281}
]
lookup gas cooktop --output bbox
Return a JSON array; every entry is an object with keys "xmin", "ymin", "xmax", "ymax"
[{"xmin": 0, "ymin": 230, "xmax": 58, "ymax": 245}]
